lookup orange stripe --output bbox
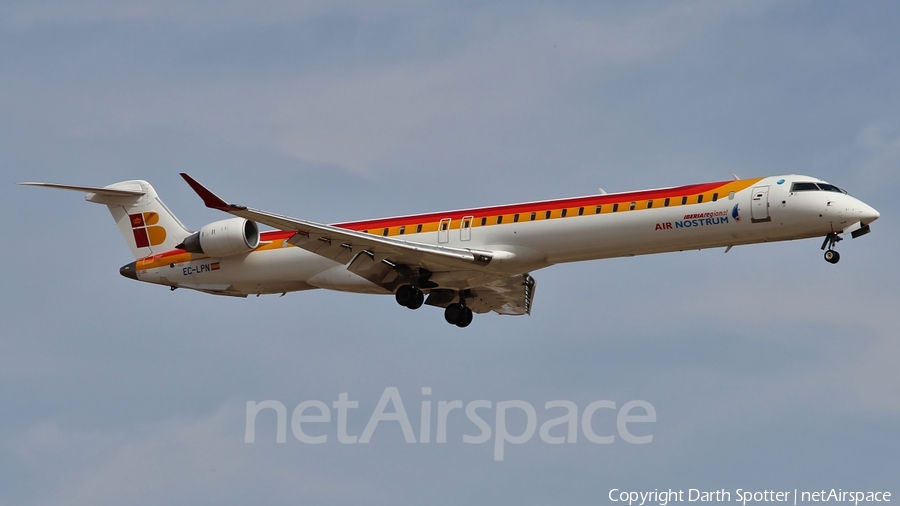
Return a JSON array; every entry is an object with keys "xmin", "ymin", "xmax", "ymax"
[{"xmin": 137, "ymin": 178, "xmax": 762, "ymax": 261}]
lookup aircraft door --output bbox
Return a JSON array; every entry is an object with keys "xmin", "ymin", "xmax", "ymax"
[
  {"xmin": 460, "ymin": 216, "xmax": 473, "ymax": 241},
  {"xmin": 438, "ymin": 218, "xmax": 451, "ymax": 243},
  {"xmin": 751, "ymin": 186, "xmax": 771, "ymax": 223}
]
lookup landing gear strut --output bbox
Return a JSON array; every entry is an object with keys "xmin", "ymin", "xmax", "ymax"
[
  {"xmin": 444, "ymin": 303, "xmax": 473, "ymax": 328},
  {"xmin": 395, "ymin": 285, "xmax": 424, "ymax": 310},
  {"xmin": 821, "ymin": 233, "xmax": 842, "ymax": 264}
]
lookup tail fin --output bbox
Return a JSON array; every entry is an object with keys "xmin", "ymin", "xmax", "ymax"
[{"xmin": 20, "ymin": 180, "xmax": 192, "ymax": 259}]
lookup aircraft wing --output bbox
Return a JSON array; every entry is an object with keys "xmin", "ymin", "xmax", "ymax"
[
  {"xmin": 179, "ymin": 174, "xmax": 496, "ymax": 275},
  {"xmin": 467, "ymin": 273, "xmax": 536, "ymax": 316}
]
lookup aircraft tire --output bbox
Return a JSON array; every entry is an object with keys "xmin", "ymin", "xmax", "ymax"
[
  {"xmin": 455, "ymin": 308, "xmax": 473, "ymax": 328},
  {"xmin": 407, "ymin": 290, "xmax": 425, "ymax": 310},
  {"xmin": 444, "ymin": 303, "xmax": 463, "ymax": 325},
  {"xmin": 824, "ymin": 250, "xmax": 840, "ymax": 264},
  {"xmin": 395, "ymin": 285, "xmax": 415, "ymax": 306}
]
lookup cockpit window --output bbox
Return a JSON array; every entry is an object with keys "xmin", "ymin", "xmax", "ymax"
[
  {"xmin": 791, "ymin": 182, "xmax": 820, "ymax": 192},
  {"xmin": 817, "ymin": 183, "xmax": 847, "ymax": 194},
  {"xmin": 790, "ymin": 181, "xmax": 849, "ymax": 194}
]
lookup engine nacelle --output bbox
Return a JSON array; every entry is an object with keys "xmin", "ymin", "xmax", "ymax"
[{"xmin": 179, "ymin": 218, "xmax": 260, "ymax": 257}]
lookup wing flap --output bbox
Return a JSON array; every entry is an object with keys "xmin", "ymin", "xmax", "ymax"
[{"xmin": 467, "ymin": 274, "xmax": 536, "ymax": 316}]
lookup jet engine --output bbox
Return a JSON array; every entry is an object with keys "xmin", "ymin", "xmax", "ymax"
[{"xmin": 179, "ymin": 218, "xmax": 260, "ymax": 257}]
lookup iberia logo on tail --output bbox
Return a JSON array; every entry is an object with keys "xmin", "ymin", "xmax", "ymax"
[{"xmin": 130, "ymin": 212, "xmax": 166, "ymax": 247}]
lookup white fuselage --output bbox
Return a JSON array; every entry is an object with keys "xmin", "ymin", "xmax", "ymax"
[{"xmin": 133, "ymin": 175, "xmax": 879, "ymax": 296}]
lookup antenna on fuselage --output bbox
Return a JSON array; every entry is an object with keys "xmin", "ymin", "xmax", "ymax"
[
  {"xmin": 598, "ymin": 188, "xmax": 607, "ymax": 194},
  {"xmin": 732, "ymin": 174, "xmax": 740, "ymax": 180}
]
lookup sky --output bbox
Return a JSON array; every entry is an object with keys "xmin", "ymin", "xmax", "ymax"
[{"xmin": 1, "ymin": 1, "xmax": 898, "ymax": 505}]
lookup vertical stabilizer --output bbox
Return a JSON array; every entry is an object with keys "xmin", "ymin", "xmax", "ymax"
[{"xmin": 87, "ymin": 180, "xmax": 191, "ymax": 259}]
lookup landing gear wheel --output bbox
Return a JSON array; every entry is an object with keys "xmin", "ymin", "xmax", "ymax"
[
  {"xmin": 395, "ymin": 285, "xmax": 415, "ymax": 306},
  {"xmin": 396, "ymin": 285, "xmax": 425, "ymax": 309},
  {"xmin": 455, "ymin": 307, "xmax": 473, "ymax": 328},
  {"xmin": 821, "ymin": 233, "xmax": 842, "ymax": 264},
  {"xmin": 444, "ymin": 303, "xmax": 464, "ymax": 325},
  {"xmin": 407, "ymin": 290, "xmax": 425, "ymax": 310}
]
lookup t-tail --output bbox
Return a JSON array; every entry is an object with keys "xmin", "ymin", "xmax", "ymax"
[{"xmin": 19, "ymin": 180, "xmax": 192, "ymax": 260}]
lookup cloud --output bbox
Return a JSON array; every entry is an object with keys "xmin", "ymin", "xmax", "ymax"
[
  {"xmin": 10, "ymin": 400, "xmax": 382, "ymax": 506},
  {"xmin": 853, "ymin": 121, "xmax": 900, "ymax": 187},
  {"xmin": 0, "ymin": 2, "xmax": 760, "ymax": 177},
  {"xmin": 4, "ymin": 0, "xmax": 421, "ymax": 27}
]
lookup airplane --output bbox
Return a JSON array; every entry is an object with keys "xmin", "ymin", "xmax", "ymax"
[{"xmin": 20, "ymin": 173, "xmax": 880, "ymax": 327}]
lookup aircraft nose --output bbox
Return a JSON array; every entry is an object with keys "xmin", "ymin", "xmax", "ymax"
[
  {"xmin": 862, "ymin": 204, "xmax": 880, "ymax": 223},
  {"xmin": 119, "ymin": 261, "xmax": 138, "ymax": 281}
]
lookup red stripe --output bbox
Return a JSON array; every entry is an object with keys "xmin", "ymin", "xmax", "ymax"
[
  {"xmin": 260, "ymin": 230, "xmax": 295, "ymax": 241},
  {"xmin": 334, "ymin": 181, "xmax": 729, "ymax": 231},
  {"xmin": 145, "ymin": 180, "xmax": 732, "ymax": 259}
]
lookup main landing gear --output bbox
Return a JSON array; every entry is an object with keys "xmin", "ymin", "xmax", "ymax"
[
  {"xmin": 395, "ymin": 285, "xmax": 425, "ymax": 310},
  {"xmin": 394, "ymin": 285, "xmax": 474, "ymax": 327},
  {"xmin": 821, "ymin": 232, "xmax": 842, "ymax": 264},
  {"xmin": 444, "ymin": 303, "xmax": 473, "ymax": 328}
]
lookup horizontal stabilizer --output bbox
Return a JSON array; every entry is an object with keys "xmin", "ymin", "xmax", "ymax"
[{"xmin": 19, "ymin": 182, "xmax": 146, "ymax": 197}]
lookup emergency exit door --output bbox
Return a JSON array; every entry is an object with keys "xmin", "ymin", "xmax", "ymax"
[
  {"xmin": 460, "ymin": 216, "xmax": 473, "ymax": 241},
  {"xmin": 438, "ymin": 218, "xmax": 451, "ymax": 243},
  {"xmin": 751, "ymin": 186, "xmax": 771, "ymax": 223}
]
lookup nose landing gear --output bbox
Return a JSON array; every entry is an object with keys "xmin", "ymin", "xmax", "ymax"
[{"xmin": 821, "ymin": 232, "xmax": 842, "ymax": 264}]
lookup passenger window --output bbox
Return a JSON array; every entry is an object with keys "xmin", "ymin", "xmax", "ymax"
[
  {"xmin": 595, "ymin": 205, "xmax": 602, "ymax": 214},
  {"xmin": 712, "ymin": 193, "xmax": 718, "ymax": 202},
  {"xmin": 513, "ymin": 214, "xmax": 519, "ymax": 223},
  {"xmin": 399, "ymin": 226, "xmax": 405, "ymax": 235},
  {"xmin": 647, "ymin": 200, "xmax": 653, "ymax": 209},
  {"xmin": 383, "ymin": 228, "xmax": 389, "ymax": 236},
  {"xmin": 681, "ymin": 196, "xmax": 687, "ymax": 205},
  {"xmin": 561, "ymin": 209, "xmax": 567, "ymax": 217},
  {"xmin": 463, "ymin": 221, "xmax": 470, "ymax": 228},
  {"xmin": 497, "ymin": 216, "xmax": 503, "ymax": 224},
  {"xmin": 578, "ymin": 207, "xmax": 584, "ymax": 216},
  {"xmin": 480, "ymin": 217, "xmax": 487, "ymax": 226},
  {"xmin": 530, "ymin": 212, "xmax": 536, "ymax": 221},
  {"xmin": 416, "ymin": 224, "xmax": 422, "ymax": 233},
  {"xmin": 629, "ymin": 202, "xmax": 635, "ymax": 210},
  {"xmin": 697, "ymin": 195, "xmax": 703, "ymax": 203},
  {"xmin": 545, "ymin": 210, "xmax": 551, "ymax": 219},
  {"xmin": 441, "ymin": 223, "xmax": 448, "ymax": 231},
  {"xmin": 664, "ymin": 198, "xmax": 670, "ymax": 207},
  {"xmin": 613, "ymin": 203, "xmax": 619, "ymax": 212}
]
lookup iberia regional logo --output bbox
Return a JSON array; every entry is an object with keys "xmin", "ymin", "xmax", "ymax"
[
  {"xmin": 732, "ymin": 203, "xmax": 741, "ymax": 222},
  {"xmin": 130, "ymin": 212, "xmax": 166, "ymax": 247}
]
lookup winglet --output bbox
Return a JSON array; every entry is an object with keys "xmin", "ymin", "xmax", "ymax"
[{"xmin": 179, "ymin": 173, "xmax": 245, "ymax": 210}]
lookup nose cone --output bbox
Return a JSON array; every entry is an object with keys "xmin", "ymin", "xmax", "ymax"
[
  {"xmin": 119, "ymin": 261, "xmax": 138, "ymax": 281},
  {"xmin": 862, "ymin": 204, "xmax": 880, "ymax": 224}
]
